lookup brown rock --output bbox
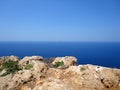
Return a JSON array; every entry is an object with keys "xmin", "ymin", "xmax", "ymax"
[
  {"xmin": 0, "ymin": 56, "xmax": 120, "ymax": 90},
  {"xmin": 50, "ymin": 56, "xmax": 77, "ymax": 68},
  {"xmin": 19, "ymin": 56, "xmax": 43, "ymax": 69},
  {"xmin": 99, "ymin": 68, "xmax": 119, "ymax": 88},
  {"xmin": 1, "ymin": 56, "xmax": 47, "ymax": 90},
  {"xmin": 0, "ymin": 55, "xmax": 20, "ymax": 67},
  {"xmin": 0, "ymin": 55, "xmax": 20, "ymax": 61}
]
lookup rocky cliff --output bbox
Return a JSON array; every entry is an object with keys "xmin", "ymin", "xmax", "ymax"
[{"xmin": 0, "ymin": 55, "xmax": 120, "ymax": 90}]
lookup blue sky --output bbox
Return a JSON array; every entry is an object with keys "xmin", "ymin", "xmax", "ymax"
[{"xmin": 0, "ymin": 0, "xmax": 120, "ymax": 42}]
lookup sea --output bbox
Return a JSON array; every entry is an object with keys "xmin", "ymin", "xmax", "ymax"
[{"xmin": 0, "ymin": 41, "xmax": 120, "ymax": 68}]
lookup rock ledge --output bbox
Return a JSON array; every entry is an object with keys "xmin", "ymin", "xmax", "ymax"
[{"xmin": 0, "ymin": 56, "xmax": 120, "ymax": 90}]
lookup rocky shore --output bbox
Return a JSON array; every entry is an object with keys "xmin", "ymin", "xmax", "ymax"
[{"xmin": 0, "ymin": 55, "xmax": 120, "ymax": 90}]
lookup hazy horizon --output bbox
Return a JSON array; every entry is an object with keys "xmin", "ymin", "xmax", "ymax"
[{"xmin": 0, "ymin": 41, "xmax": 120, "ymax": 43}]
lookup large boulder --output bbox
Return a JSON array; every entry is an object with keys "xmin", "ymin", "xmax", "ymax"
[
  {"xmin": 0, "ymin": 55, "xmax": 19, "ymax": 67},
  {"xmin": 20, "ymin": 56, "xmax": 43, "ymax": 63},
  {"xmin": 50, "ymin": 56, "xmax": 77, "ymax": 68},
  {"xmin": 99, "ymin": 68, "xmax": 119, "ymax": 88},
  {"xmin": 22, "ymin": 64, "xmax": 120, "ymax": 90},
  {"xmin": 1, "ymin": 56, "xmax": 48, "ymax": 90},
  {"xmin": 56, "ymin": 64, "xmax": 120, "ymax": 90},
  {"xmin": 0, "ymin": 56, "xmax": 20, "ymax": 77},
  {"xmin": 0, "ymin": 55, "xmax": 20, "ymax": 61},
  {"xmin": 19, "ymin": 56, "xmax": 43, "ymax": 69}
]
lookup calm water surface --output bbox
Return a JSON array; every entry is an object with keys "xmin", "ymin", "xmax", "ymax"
[{"xmin": 0, "ymin": 42, "xmax": 120, "ymax": 68}]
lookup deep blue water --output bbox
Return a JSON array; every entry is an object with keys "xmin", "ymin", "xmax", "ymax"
[{"xmin": 0, "ymin": 42, "xmax": 120, "ymax": 68}]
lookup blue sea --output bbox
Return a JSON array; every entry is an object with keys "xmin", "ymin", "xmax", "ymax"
[{"xmin": 0, "ymin": 42, "xmax": 120, "ymax": 68}]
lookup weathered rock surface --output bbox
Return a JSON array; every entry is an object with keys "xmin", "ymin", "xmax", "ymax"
[
  {"xmin": 0, "ymin": 55, "xmax": 20, "ymax": 62},
  {"xmin": 50, "ymin": 56, "xmax": 77, "ymax": 68},
  {"xmin": 0, "ymin": 55, "xmax": 19, "ymax": 67},
  {"xmin": 0, "ymin": 56, "xmax": 120, "ymax": 90}
]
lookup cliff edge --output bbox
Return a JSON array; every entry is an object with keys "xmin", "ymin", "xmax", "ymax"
[{"xmin": 0, "ymin": 56, "xmax": 120, "ymax": 90}]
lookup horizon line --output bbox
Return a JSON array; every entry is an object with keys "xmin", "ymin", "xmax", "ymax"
[{"xmin": 0, "ymin": 41, "xmax": 120, "ymax": 43}]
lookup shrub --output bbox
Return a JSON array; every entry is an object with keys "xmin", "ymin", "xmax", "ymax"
[
  {"xmin": 80, "ymin": 67, "xmax": 86, "ymax": 71},
  {"xmin": 0, "ymin": 68, "xmax": 3, "ymax": 72},
  {"xmin": 0, "ymin": 60, "xmax": 20, "ymax": 76},
  {"xmin": 54, "ymin": 61, "xmax": 64, "ymax": 68},
  {"xmin": 24, "ymin": 64, "xmax": 33, "ymax": 70}
]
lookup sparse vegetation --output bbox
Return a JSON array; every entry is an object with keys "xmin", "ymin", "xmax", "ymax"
[
  {"xmin": 0, "ymin": 60, "xmax": 21, "ymax": 76},
  {"xmin": 24, "ymin": 64, "xmax": 33, "ymax": 70},
  {"xmin": 54, "ymin": 61, "xmax": 64, "ymax": 68},
  {"xmin": 80, "ymin": 67, "xmax": 86, "ymax": 71}
]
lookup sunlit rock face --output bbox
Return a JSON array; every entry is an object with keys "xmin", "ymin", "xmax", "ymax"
[
  {"xmin": 49, "ymin": 56, "xmax": 77, "ymax": 69},
  {"xmin": 0, "ymin": 55, "xmax": 20, "ymax": 67},
  {"xmin": 0, "ymin": 56, "xmax": 120, "ymax": 90}
]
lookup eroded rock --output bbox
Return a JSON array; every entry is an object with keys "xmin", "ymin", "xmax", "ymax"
[
  {"xmin": 0, "ymin": 55, "xmax": 20, "ymax": 62},
  {"xmin": 50, "ymin": 56, "xmax": 77, "ymax": 68},
  {"xmin": 0, "ymin": 56, "xmax": 120, "ymax": 90},
  {"xmin": 0, "ymin": 55, "xmax": 19, "ymax": 67}
]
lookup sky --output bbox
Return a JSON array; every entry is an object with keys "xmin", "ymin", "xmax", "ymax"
[{"xmin": 0, "ymin": 0, "xmax": 120, "ymax": 42}]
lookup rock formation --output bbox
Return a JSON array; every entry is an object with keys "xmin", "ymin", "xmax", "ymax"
[{"xmin": 0, "ymin": 56, "xmax": 120, "ymax": 90}]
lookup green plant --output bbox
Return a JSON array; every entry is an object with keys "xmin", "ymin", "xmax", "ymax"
[
  {"xmin": 0, "ymin": 68, "xmax": 3, "ymax": 72},
  {"xmin": 0, "ymin": 60, "xmax": 20, "ymax": 76},
  {"xmin": 24, "ymin": 64, "xmax": 33, "ymax": 70},
  {"xmin": 54, "ymin": 61, "xmax": 64, "ymax": 68},
  {"xmin": 80, "ymin": 67, "xmax": 86, "ymax": 71}
]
